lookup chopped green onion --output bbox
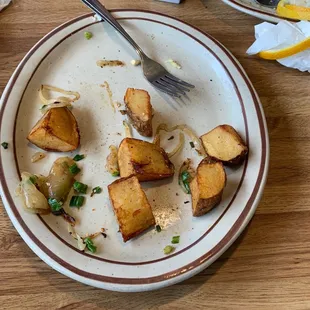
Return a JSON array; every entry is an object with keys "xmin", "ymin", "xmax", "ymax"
[
  {"xmin": 29, "ymin": 175, "xmax": 37, "ymax": 184},
  {"xmin": 73, "ymin": 154, "xmax": 85, "ymax": 161},
  {"xmin": 48, "ymin": 198, "xmax": 63, "ymax": 213},
  {"xmin": 91, "ymin": 186, "xmax": 102, "ymax": 197},
  {"xmin": 171, "ymin": 236, "xmax": 180, "ymax": 244},
  {"xmin": 69, "ymin": 196, "xmax": 85, "ymax": 208},
  {"xmin": 163, "ymin": 245, "xmax": 175, "ymax": 255},
  {"xmin": 112, "ymin": 171, "xmax": 120, "ymax": 177},
  {"xmin": 40, "ymin": 105, "xmax": 47, "ymax": 110},
  {"xmin": 1, "ymin": 142, "xmax": 8, "ymax": 149},
  {"xmin": 84, "ymin": 237, "xmax": 97, "ymax": 253},
  {"xmin": 73, "ymin": 181, "xmax": 88, "ymax": 194},
  {"xmin": 189, "ymin": 141, "xmax": 195, "ymax": 148},
  {"xmin": 84, "ymin": 31, "xmax": 93, "ymax": 40},
  {"xmin": 69, "ymin": 163, "xmax": 81, "ymax": 175},
  {"xmin": 155, "ymin": 225, "xmax": 162, "ymax": 233},
  {"xmin": 179, "ymin": 171, "xmax": 191, "ymax": 194}
]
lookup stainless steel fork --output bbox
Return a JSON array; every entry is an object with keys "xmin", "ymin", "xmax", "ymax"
[{"xmin": 81, "ymin": 0, "xmax": 195, "ymax": 98}]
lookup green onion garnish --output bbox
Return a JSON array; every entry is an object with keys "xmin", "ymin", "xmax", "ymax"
[
  {"xmin": 48, "ymin": 198, "xmax": 63, "ymax": 212},
  {"xmin": 155, "ymin": 225, "xmax": 162, "ymax": 233},
  {"xmin": 1, "ymin": 142, "xmax": 8, "ymax": 149},
  {"xmin": 73, "ymin": 154, "xmax": 85, "ymax": 162},
  {"xmin": 69, "ymin": 163, "xmax": 81, "ymax": 175},
  {"xmin": 84, "ymin": 31, "xmax": 93, "ymax": 40},
  {"xmin": 163, "ymin": 245, "xmax": 175, "ymax": 255},
  {"xmin": 84, "ymin": 237, "xmax": 97, "ymax": 253},
  {"xmin": 189, "ymin": 141, "xmax": 195, "ymax": 148},
  {"xmin": 73, "ymin": 181, "xmax": 88, "ymax": 194},
  {"xmin": 179, "ymin": 171, "xmax": 191, "ymax": 194},
  {"xmin": 29, "ymin": 175, "xmax": 37, "ymax": 184},
  {"xmin": 40, "ymin": 105, "xmax": 47, "ymax": 110},
  {"xmin": 69, "ymin": 196, "xmax": 85, "ymax": 208},
  {"xmin": 171, "ymin": 236, "xmax": 180, "ymax": 244},
  {"xmin": 91, "ymin": 186, "xmax": 102, "ymax": 197},
  {"xmin": 112, "ymin": 171, "xmax": 120, "ymax": 177}
]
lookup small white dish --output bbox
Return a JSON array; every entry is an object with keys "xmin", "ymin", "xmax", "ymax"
[{"xmin": 0, "ymin": 10, "xmax": 269, "ymax": 292}]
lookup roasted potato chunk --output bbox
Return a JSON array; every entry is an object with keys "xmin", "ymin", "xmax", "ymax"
[
  {"xmin": 108, "ymin": 175, "xmax": 155, "ymax": 242},
  {"xmin": 200, "ymin": 125, "xmax": 248, "ymax": 165},
  {"xmin": 27, "ymin": 107, "xmax": 80, "ymax": 152},
  {"xmin": 124, "ymin": 88, "xmax": 153, "ymax": 137},
  {"xmin": 118, "ymin": 138, "xmax": 174, "ymax": 181},
  {"xmin": 190, "ymin": 159, "xmax": 226, "ymax": 217}
]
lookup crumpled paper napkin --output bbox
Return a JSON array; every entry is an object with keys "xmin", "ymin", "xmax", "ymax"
[
  {"xmin": 247, "ymin": 20, "xmax": 310, "ymax": 72},
  {"xmin": 0, "ymin": 0, "xmax": 11, "ymax": 12}
]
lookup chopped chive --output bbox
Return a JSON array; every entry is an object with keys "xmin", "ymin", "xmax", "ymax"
[
  {"xmin": 180, "ymin": 171, "xmax": 191, "ymax": 194},
  {"xmin": 48, "ymin": 198, "xmax": 63, "ymax": 214},
  {"xmin": 91, "ymin": 186, "xmax": 102, "ymax": 197},
  {"xmin": 155, "ymin": 225, "xmax": 162, "ymax": 233},
  {"xmin": 73, "ymin": 181, "xmax": 88, "ymax": 194},
  {"xmin": 73, "ymin": 154, "xmax": 85, "ymax": 161},
  {"xmin": 69, "ymin": 163, "xmax": 81, "ymax": 175},
  {"xmin": 163, "ymin": 245, "xmax": 175, "ymax": 255},
  {"xmin": 1, "ymin": 142, "xmax": 8, "ymax": 149},
  {"xmin": 40, "ymin": 105, "xmax": 47, "ymax": 110},
  {"xmin": 69, "ymin": 196, "xmax": 85, "ymax": 208},
  {"xmin": 189, "ymin": 141, "xmax": 195, "ymax": 148},
  {"xmin": 112, "ymin": 171, "xmax": 120, "ymax": 177},
  {"xmin": 171, "ymin": 236, "xmax": 180, "ymax": 244},
  {"xmin": 84, "ymin": 237, "xmax": 97, "ymax": 253},
  {"xmin": 84, "ymin": 31, "xmax": 93, "ymax": 40},
  {"xmin": 29, "ymin": 175, "xmax": 37, "ymax": 184}
]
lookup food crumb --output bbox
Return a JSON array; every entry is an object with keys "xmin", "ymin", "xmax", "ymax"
[
  {"xmin": 96, "ymin": 60, "xmax": 125, "ymax": 67},
  {"xmin": 168, "ymin": 136, "xmax": 174, "ymax": 141},
  {"xmin": 184, "ymin": 201, "xmax": 190, "ymax": 204},
  {"xmin": 92, "ymin": 208, "xmax": 96, "ymax": 211},
  {"xmin": 84, "ymin": 31, "xmax": 93, "ymax": 40},
  {"xmin": 130, "ymin": 59, "xmax": 141, "ymax": 66}
]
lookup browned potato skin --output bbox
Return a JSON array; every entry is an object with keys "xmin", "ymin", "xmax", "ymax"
[
  {"xmin": 108, "ymin": 175, "xmax": 155, "ymax": 242},
  {"xmin": 200, "ymin": 124, "xmax": 248, "ymax": 166},
  {"xmin": 124, "ymin": 88, "xmax": 153, "ymax": 137},
  {"xmin": 27, "ymin": 107, "xmax": 80, "ymax": 152},
  {"xmin": 118, "ymin": 138, "xmax": 174, "ymax": 182},
  {"xmin": 190, "ymin": 158, "xmax": 226, "ymax": 217}
]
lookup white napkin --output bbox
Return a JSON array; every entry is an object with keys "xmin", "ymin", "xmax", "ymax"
[
  {"xmin": 247, "ymin": 21, "xmax": 310, "ymax": 72},
  {"xmin": 0, "ymin": 0, "xmax": 11, "ymax": 12}
]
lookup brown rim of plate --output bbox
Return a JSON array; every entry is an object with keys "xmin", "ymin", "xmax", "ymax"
[
  {"xmin": 13, "ymin": 16, "xmax": 248, "ymax": 265},
  {"xmin": 0, "ymin": 10, "xmax": 268, "ymax": 285},
  {"xmin": 224, "ymin": 0, "xmax": 297, "ymax": 22}
]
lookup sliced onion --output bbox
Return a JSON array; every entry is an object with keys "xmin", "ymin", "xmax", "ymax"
[
  {"xmin": 19, "ymin": 172, "xmax": 50, "ymax": 214},
  {"xmin": 153, "ymin": 123, "xmax": 206, "ymax": 156},
  {"xmin": 31, "ymin": 152, "xmax": 46, "ymax": 163},
  {"xmin": 40, "ymin": 101, "xmax": 72, "ymax": 114},
  {"xmin": 167, "ymin": 133, "xmax": 184, "ymax": 158},
  {"xmin": 39, "ymin": 85, "xmax": 80, "ymax": 112},
  {"xmin": 123, "ymin": 120, "xmax": 132, "ymax": 138},
  {"xmin": 67, "ymin": 224, "xmax": 86, "ymax": 251}
]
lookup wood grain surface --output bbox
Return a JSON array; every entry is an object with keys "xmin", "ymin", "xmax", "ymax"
[{"xmin": 1, "ymin": 0, "xmax": 310, "ymax": 309}]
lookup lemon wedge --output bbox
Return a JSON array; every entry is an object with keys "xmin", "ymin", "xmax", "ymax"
[
  {"xmin": 277, "ymin": 0, "xmax": 310, "ymax": 20},
  {"xmin": 258, "ymin": 37, "xmax": 310, "ymax": 60}
]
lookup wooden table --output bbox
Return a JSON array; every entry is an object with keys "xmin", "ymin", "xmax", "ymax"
[{"xmin": 1, "ymin": 0, "xmax": 310, "ymax": 308}]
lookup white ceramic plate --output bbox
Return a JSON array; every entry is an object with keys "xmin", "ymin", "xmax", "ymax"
[
  {"xmin": 0, "ymin": 10, "xmax": 269, "ymax": 292},
  {"xmin": 221, "ymin": 0, "xmax": 297, "ymax": 23}
]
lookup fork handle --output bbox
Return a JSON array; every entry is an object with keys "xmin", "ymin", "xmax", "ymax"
[{"xmin": 81, "ymin": 0, "xmax": 145, "ymax": 58}]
